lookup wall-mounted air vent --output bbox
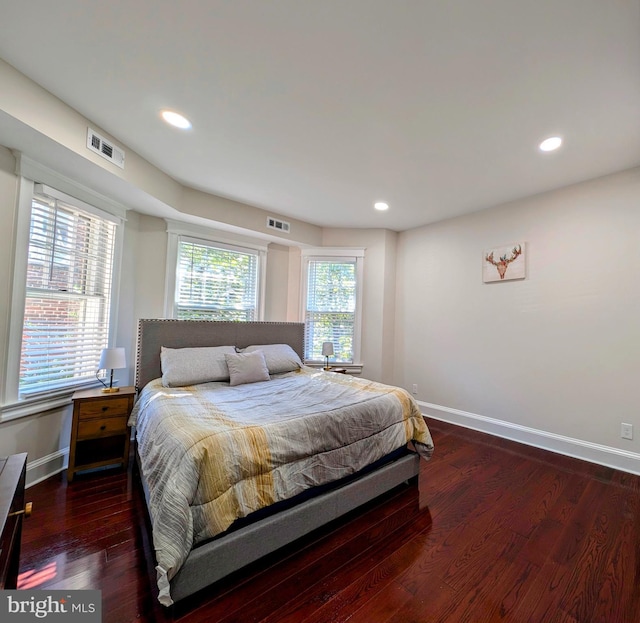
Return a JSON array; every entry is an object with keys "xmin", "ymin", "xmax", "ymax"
[
  {"xmin": 267, "ymin": 217, "xmax": 290, "ymax": 233},
  {"xmin": 87, "ymin": 128, "xmax": 125, "ymax": 169}
]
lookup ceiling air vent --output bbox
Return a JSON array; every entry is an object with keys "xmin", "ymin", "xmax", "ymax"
[
  {"xmin": 267, "ymin": 217, "xmax": 290, "ymax": 233},
  {"xmin": 86, "ymin": 128, "xmax": 125, "ymax": 169}
]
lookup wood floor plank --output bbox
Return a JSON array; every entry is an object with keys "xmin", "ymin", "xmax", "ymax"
[
  {"xmin": 556, "ymin": 484, "xmax": 630, "ymax": 623},
  {"xmin": 343, "ymin": 580, "xmax": 417, "ymax": 623},
  {"xmin": 517, "ymin": 472, "xmax": 590, "ymax": 568},
  {"xmin": 259, "ymin": 505, "xmax": 433, "ymax": 623}
]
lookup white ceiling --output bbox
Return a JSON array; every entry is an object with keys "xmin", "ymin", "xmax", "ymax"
[{"xmin": 0, "ymin": 0, "xmax": 638, "ymax": 231}]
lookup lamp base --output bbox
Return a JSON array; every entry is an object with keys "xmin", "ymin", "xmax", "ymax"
[
  {"xmin": 101, "ymin": 387, "xmax": 120, "ymax": 393},
  {"xmin": 323, "ymin": 366, "xmax": 332, "ymax": 371}
]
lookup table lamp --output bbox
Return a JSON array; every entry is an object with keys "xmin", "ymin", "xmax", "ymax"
[
  {"xmin": 98, "ymin": 347, "xmax": 126, "ymax": 393},
  {"xmin": 322, "ymin": 342, "xmax": 334, "ymax": 371}
]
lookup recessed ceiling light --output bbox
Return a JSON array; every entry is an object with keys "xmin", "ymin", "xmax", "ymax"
[
  {"xmin": 161, "ymin": 110, "xmax": 192, "ymax": 129},
  {"xmin": 539, "ymin": 136, "xmax": 562, "ymax": 152},
  {"xmin": 374, "ymin": 202, "xmax": 389, "ymax": 211}
]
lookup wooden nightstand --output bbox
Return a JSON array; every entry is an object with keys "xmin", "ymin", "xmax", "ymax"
[
  {"xmin": 0, "ymin": 453, "xmax": 28, "ymax": 589},
  {"xmin": 67, "ymin": 386, "xmax": 135, "ymax": 482}
]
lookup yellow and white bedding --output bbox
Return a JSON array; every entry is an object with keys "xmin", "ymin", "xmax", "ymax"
[{"xmin": 130, "ymin": 366, "xmax": 433, "ymax": 604}]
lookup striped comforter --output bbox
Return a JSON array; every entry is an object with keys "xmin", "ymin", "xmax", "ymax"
[{"xmin": 130, "ymin": 366, "xmax": 433, "ymax": 605}]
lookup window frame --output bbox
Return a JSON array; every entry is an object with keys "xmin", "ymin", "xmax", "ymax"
[
  {"xmin": 300, "ymin": 247, "xmax": 364, "ymax": 370},
  {"xmin": 3, "ymin": 157, "xmax": 126, "ymax": 420},
  {"xmin": 164, "ymin": 220, "xmax": 267, "ymax": 321}
]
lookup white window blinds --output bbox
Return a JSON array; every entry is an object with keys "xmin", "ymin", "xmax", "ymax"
[
  {"xmin": 304, "ymin": 258, "xmax": 357, "ymax": 363},
  {"xmin": 20, "ymin": 192, "xmax": 117, "ymax": 396},
  {"xmin": 176, "ymin": 238, "xmax": 259, "ymax": 321}
]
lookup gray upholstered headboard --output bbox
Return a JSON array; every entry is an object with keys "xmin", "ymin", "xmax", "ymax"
[{"xmin": 135, "ymin": 319, "xmax": 305, "ymax": 390}]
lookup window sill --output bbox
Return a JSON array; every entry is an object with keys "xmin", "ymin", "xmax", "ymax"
[
  {"xmin": 1, "ymin": 381, "xmax": 106, "ymax": 423},
  {"xmin": 304, "ymin": 363, "xmax": 363, "ymax": 375}
]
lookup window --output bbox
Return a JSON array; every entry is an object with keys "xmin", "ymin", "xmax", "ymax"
[
  {"xmin": 19, "ymin": 188, "xmax": 119, "ymax": 397},
  {"xmin": 302, "ymin": 249, "xmax": 364, "ymax": 365},
  {"xmin": 174, "ymin": 237, "xmax": 261, "ymax": 321}
]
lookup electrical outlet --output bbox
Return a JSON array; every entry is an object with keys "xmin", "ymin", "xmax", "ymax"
[
  {"xmin": 412, "ymin": 384, "xmax": 418, "ymax": 395},
  {"xmin": 621, "ymin": 423, "xmax": 633, "ymax": 440}
]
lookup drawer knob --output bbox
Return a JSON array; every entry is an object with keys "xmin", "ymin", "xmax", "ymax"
[
  {"xmin": 100, "ymin": 425, "xmax": 106, "ymax": 431},
  {"xmin": 9, "ymin": 501, "xmax": 33, "ymax": 518},
  {"xmin": 102, "ymin": 406, "xmax": 108, "ymax": 412}
]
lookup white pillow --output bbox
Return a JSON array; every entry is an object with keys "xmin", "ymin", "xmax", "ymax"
[
  {"xmin": 244, "ymin": 344, "xmax": 302, "ymax": 374},
  {"xmin": 160, "ymin": 345, "xmax": 236, "ymax": 387},
  {"xmin": 225, "ymin": 350, "xmax": 271, "ymax": 386}
]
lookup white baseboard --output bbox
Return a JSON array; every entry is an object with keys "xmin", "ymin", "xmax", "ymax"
[
  {"xmin": 26, "ymin": 449, "xmax": 68, "ymax": 488},
  {"xmin": 419, "ymin": 401, "xmax": 640, "ymax": 476}
]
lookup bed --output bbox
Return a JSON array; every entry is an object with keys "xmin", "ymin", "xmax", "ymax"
[{"xmin": 131, "ymin": 319, "xmax": 434, "ymax": 606}]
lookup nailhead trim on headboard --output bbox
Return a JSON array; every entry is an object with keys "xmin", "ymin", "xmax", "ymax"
[{"xmin": 135, "ymin": 319, "xmax": 306, "ymax": 391}]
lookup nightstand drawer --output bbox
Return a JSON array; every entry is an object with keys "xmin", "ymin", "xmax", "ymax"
[
  {"xmin": 78, "ymin": 415, "xmax": 128, "ymax": 438},
  {"xmin": 78, "ymin": 397, "xmax": 131, "ymax": 420}
]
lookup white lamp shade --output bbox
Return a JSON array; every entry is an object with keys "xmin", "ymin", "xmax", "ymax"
[
  {"xmin": 321, "ymin": 342, "xmax": 334, "ymax": 357},
  {"xmin": 99, "ymin": 347, "xmax": 126, "ymax": 370}
]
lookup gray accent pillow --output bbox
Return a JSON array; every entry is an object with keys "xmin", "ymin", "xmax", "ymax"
[
  {"xmin": 244, "ymin": 344, "xmax": 302, "ymax": 374},
  {"xmin": 160, "ymin": 345, "xmax": 236, "ymax": 387},
  {"xmin": 225, "ymin": 350, "xmax": 271, "ymax": 386}
]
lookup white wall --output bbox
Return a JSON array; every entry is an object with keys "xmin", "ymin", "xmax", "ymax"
[
  {"xmin": 265, "ymin": 243, "xmax": 292, "ymax": 321},
  {"xmin": 286, "ymin": 246, "xmax": 302, "ymax": 322},
  {"xmin": 115, "ymin": 210, "xmax": 140, "ymax": 388},
  {"xmin": 396, "ymin": 167, "xmax": 640, "ymax": 473},
  {"xmin": 132, "ymin": 213, "xmax": 169, "ymax": 322},
  {"xmin": 0, "ymin": 145, "xmax": 18, "ymax": 393}
]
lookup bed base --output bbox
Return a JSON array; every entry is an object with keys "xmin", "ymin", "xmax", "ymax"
[{"xmin": 136, "ymin": 450, "xmax": 419, "ymax": 603}]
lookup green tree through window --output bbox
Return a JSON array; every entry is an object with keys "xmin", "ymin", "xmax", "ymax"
[
  {"xmin": 176, "ymin": 239, "xmax": 259, "ymax": 321},
  {"xmin": 304, "ymin": 258, "xmax": 357, "ymax": 362}
]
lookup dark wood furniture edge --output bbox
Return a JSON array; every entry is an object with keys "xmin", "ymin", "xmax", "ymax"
[{"xmin": 0, "ymin": 452, "xmax": 27, "ymax": 589}]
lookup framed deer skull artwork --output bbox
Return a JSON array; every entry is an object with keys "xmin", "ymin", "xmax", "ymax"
[{"xmin": 483, "ymin": 242, "xmax": 526, "ymax": 282}]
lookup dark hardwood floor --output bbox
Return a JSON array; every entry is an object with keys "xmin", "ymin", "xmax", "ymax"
[{"xmin": 18, "ymin": 419, "xmax": 640, "ymax": 623}]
